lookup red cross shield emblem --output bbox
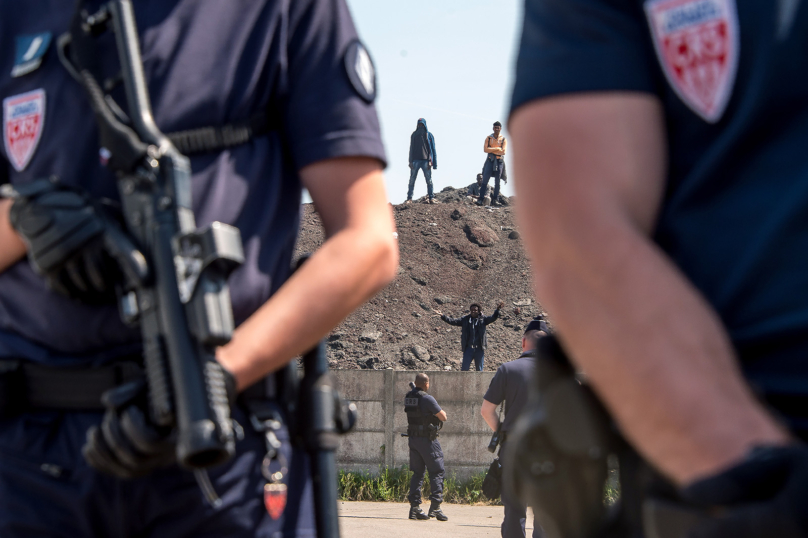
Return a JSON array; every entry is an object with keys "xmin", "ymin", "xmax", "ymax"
[
  {"xmin": 3, "ymin": 89, "xmax": 46, "ymax": 171},
  {"xmin": 645, "ymin": 0, "xmax": 739, "ymax": 123}
]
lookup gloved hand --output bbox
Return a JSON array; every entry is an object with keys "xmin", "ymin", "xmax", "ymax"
[
  {"xmin": 83, "ymin": 363, "xmax": 238, "ymax": 478},
  {"xmin": 2, "ymin": 178, "xmax": 146, "ymax": 304},
  {"xmin": 679, "ymin": 445, "xmax": 808, "ymax": 538},
  {"xmin": 83, "ymin": 378, "xmax": 176, "ymax": 478}
]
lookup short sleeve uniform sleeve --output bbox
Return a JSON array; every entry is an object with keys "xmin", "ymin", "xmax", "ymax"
[
  {"xmin": 284, "ymin": 0, "xmax": 386, "ymax": 169},
  {"xmin": 484, "ymin": 367, "xmax": 507, "ymax": 406},
  {"xmin": 510, "ymin": 0, "xmax": 662, "ymax": 115},
  {"xmin": 420, "ymin": 394, "xmax": 442, "ymax": 415}
]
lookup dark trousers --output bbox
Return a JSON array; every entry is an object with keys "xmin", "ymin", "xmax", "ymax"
[
  {"xmin": 0, "ymin": 404, "xmax": 315, "ymax": 538},
  {"xmin": 407, "ymin": 436, "xmax": 444, "ymax": 504},
  {"xmin": 462, "ymin": 346, "xmax": 485, "ymax": 371},
  {"xmin": 501, "ymin": 442, "xmax": 543, "ymax": 538},
  {"xmin": 479, "ymin": 157, "xmax": 503, "ymax": 204},
  {"xmin": 407, "ymin": 159, "xmax": 434, "ymax": 200}
]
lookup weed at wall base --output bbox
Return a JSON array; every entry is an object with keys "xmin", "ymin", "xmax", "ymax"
[{"xmin": 338, "ymin": 466, "xmax": 501, "ymax": 505}]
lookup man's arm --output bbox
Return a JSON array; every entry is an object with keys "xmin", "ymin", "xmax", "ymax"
[
  {"xmin": 216, "ymin": 156, "xmax": 398, "ymax": 390},
  {"xmin": 435, "ymin": 410, "xmax": 447, "ymax": 422},
  {"xmin": 0, "ymin": 199, "xmax": 27, "ymax": 273},
  {"xmin": 438, "ymin": 312, "xmax": 463, "ymax": 326},
  {"xmin": 484, "ymin": 302, "xmax": 504, "ymax": 325},
  {"xmin": 484, "ymin": 136, "xmax": 506, "ymax": 156},
  {"xmin": 481, "ymin": 399, "xmax": 499, "ymax": 432},
  {"xmin": 510, "ymin": 92, "xmax": 789, "ymax": 487}
]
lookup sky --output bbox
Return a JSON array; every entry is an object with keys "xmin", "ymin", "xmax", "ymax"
[{"xmin": 343, "ymin": 0, "xmax": 523, "ymax": 204}]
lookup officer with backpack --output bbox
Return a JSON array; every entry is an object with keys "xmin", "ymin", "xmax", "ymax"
[{"xmin": 404, "ymin": 373, "xmax": 448, "ymax": 521}]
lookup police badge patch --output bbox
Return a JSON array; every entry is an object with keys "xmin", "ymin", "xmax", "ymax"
[
  {"xmin": 344, "ymin": 40, "xmax": 376, "ymax": 104},
  {"xmin": 3, "ymin": 89, "xmax": 46, "ymax": 171},
  {"xmin": 645, "ymin": 0, "xmax": 740, "ymax": 123}
]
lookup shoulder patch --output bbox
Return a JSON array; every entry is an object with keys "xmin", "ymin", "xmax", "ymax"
[
  {"xmin": 12, "ymin": 33, "xmax": 52, "ymax": 78},
  {"xmin": 3, "ymin": 89, "xmax": 46, "ymax": 171},
  {"xmin": 344, "ymin": 40, "xmax": 376, "ymax": 104},
  {"xmin": 645, "ymin": 0, "xmax": 739, "ymax": 123}
]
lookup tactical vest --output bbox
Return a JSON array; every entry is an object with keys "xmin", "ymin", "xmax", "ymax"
[{"xmin": 404, "ymin": 388, "xmax": 440, "ymax": 438}]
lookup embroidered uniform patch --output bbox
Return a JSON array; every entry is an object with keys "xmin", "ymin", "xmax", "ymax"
[
  {"xmin": 3, "ymin": 89, "xmax": 46, "ymax": 171},
  {"xmin": 344, "ymin": 40, "xmax": 376, "ymax": 104},
  {"xmin": 645, "ymin": 0, "xmax": 740, "ymax": 123},
  {"xmin": 11, "ymin": 33, "xmax": 52, "ymax": 78}
]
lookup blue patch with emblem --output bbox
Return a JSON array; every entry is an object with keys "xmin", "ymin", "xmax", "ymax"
[
  {"xmin": 12, "ymin": 32, "xmax": 52, "ymax": 78},
  {"xmin": 344, "ymin": 40, "xmax": 376, "ymax": 104}
]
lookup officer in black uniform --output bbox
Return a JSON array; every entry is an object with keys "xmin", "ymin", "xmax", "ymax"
[
  {"xmin": 482, "ymin": 321, "xmax": 546, "ymax": 538},
  {"xmin": 0, "ymin": 0, "xmax": 398, "ymax": 536},
  {"xmin": 404, "ymin": 372, "xmax": 448, "ymax": 521}
]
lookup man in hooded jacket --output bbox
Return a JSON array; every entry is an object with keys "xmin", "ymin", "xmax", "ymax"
[{"xmin": 407, "ymin": 118, "xmax": 439, "ymax": 204}]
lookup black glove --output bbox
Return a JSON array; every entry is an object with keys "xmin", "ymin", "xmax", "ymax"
[
  {"xmin": 678, "ymin": 445, "xmax": 808, "ymax": 538},
  {"xmin": 2, "ymin": 178, "xmax": 146, "ymax": 304},
  {"xmin": 83, "ymin": 364, "xmax": 238, "ymax": 479},
  {"xmin": 82, "ymin": 378, "xmax": 176, "ymax": 478}
]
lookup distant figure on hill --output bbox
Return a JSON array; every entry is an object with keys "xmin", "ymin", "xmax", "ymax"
[
  {"xmin": 467, "ymin": 174, "xmax": 484, "ymax": 201},
  {"xmin": 434, "ymin": 301, "xmax": 505, "ymax": 371},
  {"xmin": 407, "ymin": 118, "xmax": 440, "ymax": 204},
  {"xmin": 478, "ymin": 121, "xmax": 507, "ymax": 207}
]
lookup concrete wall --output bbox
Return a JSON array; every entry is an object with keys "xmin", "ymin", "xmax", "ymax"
[{"xmin": 334, "ymin": 370, "xmax": 496, "ymax": 479}]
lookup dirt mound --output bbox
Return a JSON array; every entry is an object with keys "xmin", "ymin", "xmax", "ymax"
[{"xmin": 294, "ymin": 187, "xmax": 543, "ymax": 371}]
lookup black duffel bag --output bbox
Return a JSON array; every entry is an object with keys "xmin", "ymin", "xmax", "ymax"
[{"xmin": 482, "ymin": 457, "xmax": 502, "ymax": 500}]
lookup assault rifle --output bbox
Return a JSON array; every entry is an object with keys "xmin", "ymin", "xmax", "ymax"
[{"xmin": 58, "ymin": 0, "xmax": 243, "ymax": 469}]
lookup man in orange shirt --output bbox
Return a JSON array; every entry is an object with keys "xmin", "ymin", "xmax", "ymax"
[{"xmin": 478, "ymin": 121, "xmax": 507, "ymax": 207}]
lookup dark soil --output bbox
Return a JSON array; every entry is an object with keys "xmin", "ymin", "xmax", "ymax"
[{"xmin": 294, "ymin": 187, "xmax": 543, "ymax": 371}]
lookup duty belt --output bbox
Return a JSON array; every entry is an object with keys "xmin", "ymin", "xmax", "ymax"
[{"xmin": 0, "ymin": 358, "xmax": 143, "ymax": 416}]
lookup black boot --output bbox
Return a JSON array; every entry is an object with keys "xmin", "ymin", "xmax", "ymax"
[
  {"xmin": 428, "ymin": 502, "xmax": 448, "ymax": 521},
  {"xmin": 408, "ymin": 504, "xmax": 429, "ymax": 520}
]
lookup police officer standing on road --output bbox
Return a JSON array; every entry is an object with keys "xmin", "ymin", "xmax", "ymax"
[
  {"xmin": 0, "ymin": 0, "xmax": 398, "ymax": 536},
  {"xmin": 405, "ymin": 373, "xmax": 448, "ymax": 522},
  {"xmin": 481, "ymin": 322, "xmax": 546, "ymax": 538},
  {"xmin": 509, "ymin": 0, "xmax": 808, "ymax": 535}
]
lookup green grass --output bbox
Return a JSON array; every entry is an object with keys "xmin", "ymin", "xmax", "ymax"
[
  {"xmin": 338, "ymin": 466, "xmax": 501, "ymax": 505},
  {"xmin": 338, "ymin": 465, "xmax": 621, "ymax": 507}
]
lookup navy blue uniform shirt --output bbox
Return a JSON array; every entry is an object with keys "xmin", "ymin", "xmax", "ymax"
[
  {"xmin": 419, "ymin": 392, "xmax": 442, "ymax": 417},
  {"xmin": 484, "ymin": 351, "xmax": 536, "ymax": 433},
  {"xmin": 0, "ymin": 0, "xmax": 386, "ymax": 361},
  {"xmin": 511, "ymin": 0, "xmax": 808, "ymax": 422}
]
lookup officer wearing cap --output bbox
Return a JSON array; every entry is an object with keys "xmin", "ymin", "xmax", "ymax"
[
  {"xmin": 478, "ymin": 121, "xmax": 507, "ymax": 207},
  {"xmin": 0, "ymin": 0, "xmax": 398, "ymax": 536},
  {"xmin": 404, "ymin": 372, "xmax": 448, "ymax": 522},
  {"xmin": 481, "ymin": 320, "xmax": 546, "ymax": 538},
  {"xmin": 510, "ymin": 0, "xmax": 808, "ymax": 536}
]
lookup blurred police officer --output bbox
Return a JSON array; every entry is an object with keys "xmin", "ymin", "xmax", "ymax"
[
  {"xmin": 482, "ymin": 322, "xmax": 546, "ymax": 538},
  {"xmin": 510, "ymin": 0, "xmax": 808, "ymax": 536},
  {"xmin": 404, "ymin": 373, "xmax": 448, "ymax": 521},
  {"xmin": 0, "ymin": 0, "xmax": 398, "ymax": 536}
]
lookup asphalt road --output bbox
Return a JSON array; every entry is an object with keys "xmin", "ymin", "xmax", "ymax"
[{"xmin": 338, "ymin": 501, "xmax": 536, "ymax": 538}]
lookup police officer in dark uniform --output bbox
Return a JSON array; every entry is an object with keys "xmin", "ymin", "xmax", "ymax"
[
  {"xmin": 510, "ymin": 0, "xmax": 808, "ymax": 535},
  {"xmin": 0, "ymin": 0, "xmax": 398, "ymax": 536},
  {"xmin": 482, "ymin": 321, "xmax": 546, "ymax": 538},
  {"xmin": 404, "ymin": 372, "xmax": 448, "ymax": 522}
]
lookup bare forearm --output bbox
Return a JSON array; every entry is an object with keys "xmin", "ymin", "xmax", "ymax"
[
  {"xmin": 481, "ymin": 401, "xmax": 499, "ymax": 432},
  {"xmin": 0, "ymin": 199, "xmax": 26, "ymax": 273},
  {"xmin": 511, "ymin": 94, "xmax": 789, "ymax": 486},
  {"xmin": 217, "ymin": 159, "xmax": 398, "ymax": 391}
]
